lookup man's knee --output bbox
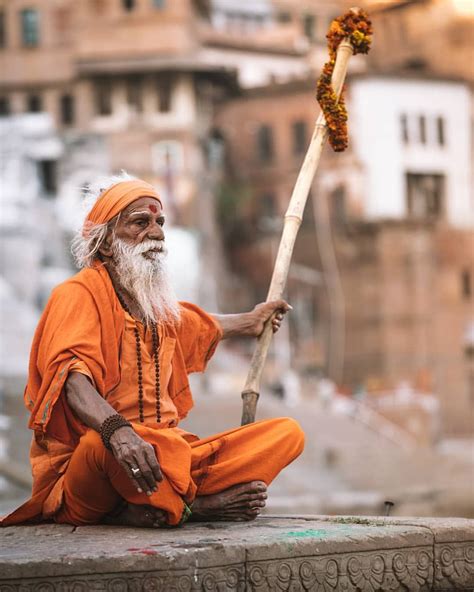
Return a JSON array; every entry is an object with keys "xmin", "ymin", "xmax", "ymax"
[
  {"xmin": 269, "ymin": 417, "xmax": 305, "ymax": 457},
  {"xmin": 74, "ymin": 429, "xmax": 108, "ymax": 464},
  {"xmin": 71, "ymin": 429, "xmax": 114, "ymax": 480},
  {"xmin": 282, "ymin": 417, "xmax": 305, "ymax": 453}
]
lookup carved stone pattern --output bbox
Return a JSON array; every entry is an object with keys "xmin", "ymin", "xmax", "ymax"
[
  {"xmin": 247, "ymin": 547, "xmax": 434, "ymax": 592},
  {"xmin": 0, "ymin": 564, "xmax": 246, "ymax": 592},
  {"xmin": 2, "ymin": 543, "xmax": 472, "ymax": 592},
  {"xmin": 434, "ymin": 542, "xmax": 474, "ymax": 590}
]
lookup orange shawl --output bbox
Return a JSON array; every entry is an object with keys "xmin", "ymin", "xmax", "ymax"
[{"xmin": 2, "ymin": 263, "xmax": 221, "ymax": 525}]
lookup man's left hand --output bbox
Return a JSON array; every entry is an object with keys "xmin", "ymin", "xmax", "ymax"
[{"xmin": 251, "ymin": 299, "xmax": 292, "ymax": 337}]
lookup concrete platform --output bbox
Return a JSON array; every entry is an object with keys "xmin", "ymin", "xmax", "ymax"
[{"xmin": 1, "ymin": 515, "xmax": 473, "ymax": 591}]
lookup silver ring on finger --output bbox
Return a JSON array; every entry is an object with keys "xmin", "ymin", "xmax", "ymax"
[{"xmin": 131, "ymin": 466, "xmax": 141, "ymax": 476}]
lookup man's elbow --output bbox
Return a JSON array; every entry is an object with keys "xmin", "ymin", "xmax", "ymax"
[{"xmin": 64, "ymin": 372, "xmax": 87, "ymax": 405}]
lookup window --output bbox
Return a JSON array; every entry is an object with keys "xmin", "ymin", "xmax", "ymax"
[
  {"xmin": 126, "ymin": 77, "xmax": 142, "ymax": 112},
  {"xmin": 21, "ymin": 9, "xmax": 40, "ymax": 47},
  {"xmin": 257, "ymin": 193, "xmax": 278, "ymax": 232},
  {"xmin": 277, "ymin": 12, "xmax": 291, "ymax": 24},
  {"xmin": 157, "ymin": 74, "xmax": 172, "ymax": 112},
  {"xmin": 400, "ymin": 114, "xmax": 409, "ymax": 144},
  {"xmin": 0, "ymin": 11, "xmax": 6, "ymax": 48},
  {"xmin": 418, "ymin": 115, "xmax": 426, "ymax": 144},
  {"xmin": 152, "ymin": 140, "xmax": 184, "ymax": 175},
  {"xmin": 27, "ymin": 94, "xmax": 42, "ymax": 112},
  {"xmin": 292, "ymin": 120, "xmax": 307, "ymax": 155},
  {"xmin": 406, "ymin": 172, "xmax": 445, "ymax": 220},
  {"xmin": 0, "ymin": 97, "xmax": 10, "ymax": 116},
  {"xmin": 437, "ymin": 116, "xmax": 445, "ymax": 146},
  {"xmin": 257, "ymin": 125, "xmax": 274, "ymax": 163},
  {"xmin": 207, "ymin": 128, "xmax": 225, "ymax": 167},
  {"xmin": 60, "ymin": 94, "xmax": 75, "ymax": 125},
  {"xmin": 303, "ymin": 14, "xmax": 316, "ymax": 41},
  {"xmin": 152, "ymin": 0, "xmax": 165, "ymax": 7},
  {"xmin": 260, "ymin": 193, "xmax": 277, "ymax": 219},
  {"xmin": 38, "ymin": 160, "xmax": 58, "ymax": 195},
  {"xmin": 461, "ymin": 270, "xmax": 471, "ymax": 300},
  {"xmin": 122, "ymin": 0, "xmax": 136, "ymax": 11},
  {"xmin": 95, "ymin": 82, "xmax": 112, "ymax": 116}
]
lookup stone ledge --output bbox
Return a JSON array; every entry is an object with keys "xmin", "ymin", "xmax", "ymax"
[{"xmin": 0, "ymin": 516, "xmax": 473, "ymax": 591}]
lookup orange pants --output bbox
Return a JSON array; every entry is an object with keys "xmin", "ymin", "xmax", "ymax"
[{"xmin": 55, "ymin": 417, "xmax": 304, "ymax": 527}]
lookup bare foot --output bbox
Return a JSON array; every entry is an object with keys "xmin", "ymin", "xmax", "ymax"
[
  {"xmin": 191, "ymin": 481, "xmax": 267, "ymax": 522},
  {"xmin": 103, "ymin": 503, "xmax": 167, "ymax": 528}
]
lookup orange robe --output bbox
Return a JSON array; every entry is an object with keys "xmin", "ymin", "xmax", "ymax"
[{"xmin": 1, "ymin": 262, "xmax": 304, "ymax": 527}]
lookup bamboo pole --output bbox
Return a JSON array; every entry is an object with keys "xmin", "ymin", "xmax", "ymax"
[{"xmin": 240, "ymin": 35, "xmax": 355, "ymax": 426}]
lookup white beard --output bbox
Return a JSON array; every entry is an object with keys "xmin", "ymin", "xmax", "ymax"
[{"xmin": 112, "ymin": 237, "xmax": 180, "ymax": 324}]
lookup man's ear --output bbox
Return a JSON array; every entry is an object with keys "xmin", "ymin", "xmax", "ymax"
[{"xmin": 98, "ymin": 228, "xmax": 114, "ymax": 258}]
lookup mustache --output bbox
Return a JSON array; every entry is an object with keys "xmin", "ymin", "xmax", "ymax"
[{"xmin": 115, "ymin": 239, "xmax": 167, "ymax": 256}]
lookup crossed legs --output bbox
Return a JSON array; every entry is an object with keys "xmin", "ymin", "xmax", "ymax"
[{"xmin": 55, "ymin": 417, "xmax": 304, "ymax": 527}]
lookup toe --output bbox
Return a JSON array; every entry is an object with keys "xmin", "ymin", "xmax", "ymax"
[
  {"xmin": 241, "ymin": 492, "xmax": 267, "ymax": 503},
  {"xmin": 246, "ymin": 508, "xmax": 261, "ymax": 518},
  {"xmin": 254, "ymin": 481, "xmax": 267, "ymax": 492},
  {"xmin": 248, "ymin": 500, "xmax": 266, "ymax": 509}
]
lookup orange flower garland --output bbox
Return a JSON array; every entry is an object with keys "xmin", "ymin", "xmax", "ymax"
[{"xmin": 316, "ymin": 10, "xmax": 373, "ymax": 152}]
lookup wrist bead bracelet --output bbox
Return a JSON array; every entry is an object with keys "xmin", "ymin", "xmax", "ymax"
[{"xmin": 100, "ymin": 414, "xmax": 132, "ymax": 450}]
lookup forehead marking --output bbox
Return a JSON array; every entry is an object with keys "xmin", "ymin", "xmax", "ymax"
[{"xmin": 149, "ymin": 204, "xmax": 158, "ymax": 213}]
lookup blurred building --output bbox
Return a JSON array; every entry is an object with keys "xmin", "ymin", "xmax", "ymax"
[
  {"xmin": 0, "ymin": 0, "xmax": 334, "ymax": 221},
  {"xmin": 367, "ymin": 0, "xmax": 474, "ymax": 83},
  {"xmin": 0, "ymin": 114, "xmax": 61, "ymax": 397},
  {"xmin": 0, "ymin": 0, "xmax": 472, "ymax": 438},
  {"xmin": 215, "ymin": 68, "xmax": 473, "ymax": 436},
  {"xmin": 0, "ymin": 0, "xmax": 230, "ymax": 224},
  {"xmin": 0, "ymin": 0, "xmax": 340, "ymax": 307}
]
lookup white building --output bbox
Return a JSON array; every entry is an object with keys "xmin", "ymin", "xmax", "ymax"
[
  {"xmin": 199, "ymin": 0, "xmax": 312, "ymax": 88},
  {"xmin": 348, "ymin": 74, "xmax": 473, "ymax": 229},
  {"xmin": 0, "ymin": 114, "xmax": 61, "ymax": 382}
]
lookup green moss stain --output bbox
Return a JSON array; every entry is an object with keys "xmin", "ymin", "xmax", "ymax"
[
  {"xmin": 280, "ymin": 520, "xmax": 390, "ymax": 540},
  {"xmin": 284, "ymin": 529, "xmax": 330, "ymax": 539}
]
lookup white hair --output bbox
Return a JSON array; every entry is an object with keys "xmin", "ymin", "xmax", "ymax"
[
  {"xmin": 112, "ymin": 238, "xmax": 180, "ymax": 324},
  {"xmin": 71, "ymin": 171, "xmax": 137, "ymax": 269}
]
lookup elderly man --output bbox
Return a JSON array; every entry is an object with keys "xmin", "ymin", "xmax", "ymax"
[{"xmin": 2, "ymin": 175, "xmax": 304, "ymax": 529}]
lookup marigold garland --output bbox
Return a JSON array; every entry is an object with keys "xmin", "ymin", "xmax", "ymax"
[{"xmin": 316, "ymin": 9, "xmax": 373, "ymax": 152}]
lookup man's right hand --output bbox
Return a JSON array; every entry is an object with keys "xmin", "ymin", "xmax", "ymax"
[{"xmin": 109, "ymin": 426, "xmax": 163, "ymax": 495}]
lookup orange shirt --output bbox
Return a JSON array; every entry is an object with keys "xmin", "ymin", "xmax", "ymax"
[{"xmin": 70, "ymin": 311, "xmax": 180, "ymax": 428}]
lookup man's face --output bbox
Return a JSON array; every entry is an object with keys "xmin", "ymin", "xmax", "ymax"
[
  {"xmin": 106, "ymin": 197, "xmax": 165, "ymax": 261},
  {"xmin": 100, "ymin": 195, "xmax": 179, "ymax": 321}
]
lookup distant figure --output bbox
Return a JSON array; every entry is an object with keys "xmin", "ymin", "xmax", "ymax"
[
  {"xmin": 1, "ymin": 174, "xmax": 304, "ymax": 529},
  {"xmin": 318, "ymin": 378, "xmax": 336, "ymax": 410},
  {"xmin": 271, "ymin": 370, "xmax": 301, "ymax": 406}
]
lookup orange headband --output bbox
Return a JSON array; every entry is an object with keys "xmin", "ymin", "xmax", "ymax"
[{"xmin": 85, "ymin": 179, "xmax": 162, "ymax": 228}]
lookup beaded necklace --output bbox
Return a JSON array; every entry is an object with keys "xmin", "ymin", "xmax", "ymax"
[{"xmin": 115, "ymin": 290, "xmax": 161, "ymax": 424}]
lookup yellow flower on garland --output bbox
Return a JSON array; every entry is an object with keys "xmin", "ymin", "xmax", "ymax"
[{"xmin": 316, "ymin": 9, "xmax": 373, "ymax": 152}]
